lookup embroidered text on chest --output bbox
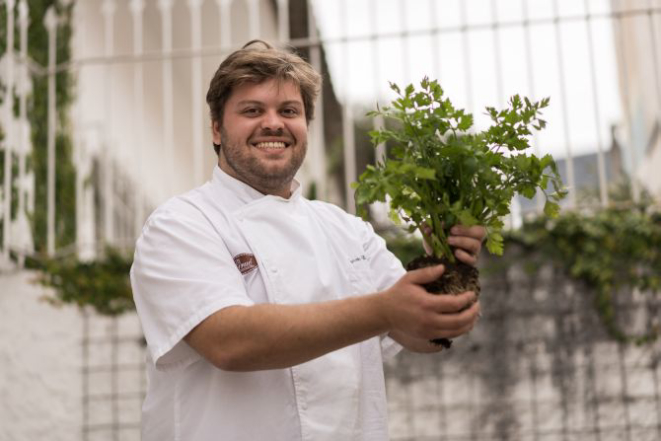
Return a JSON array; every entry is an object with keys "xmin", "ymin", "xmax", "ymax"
[
  {"xmin": 233, "ymin": 253, "xmax": 259, "ymax": 275},
  {"xmin": 350, "ymin": 255, "xmax": 368, "ymax": 264}
]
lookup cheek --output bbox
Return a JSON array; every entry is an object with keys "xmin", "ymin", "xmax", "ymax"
[{"xmin": 290, "ymin": 121, "xmax": 308, "ymax": 142}]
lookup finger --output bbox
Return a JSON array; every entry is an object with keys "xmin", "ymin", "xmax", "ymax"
[
  {"xmin": 406, "ymin": 264, "xmax": 444, "ymax": 285},
  {"xmin": 419, "ymin": 224, "xmax": 433, "ymax": 256},
  {"xmin": 431, "ymin": 291, "xmax": 476, "ymax": 313},
  {"xmin": 454, "ymin": 248, "xmax": 478, "ymax": 266},
  {"xmin": 435, "ymin": 319, "xmax": 477, "ymax": 339},
  {"xmin": 431, "ymin": 302, "xmax": 481, "ymax": 337},
  {"xmin": 422, "ymin": 238, "xmax": 433, "ymax": 256},
  {"xmin": 447, "ymin": 236, "xmax": 481, "ymax": 256},
  {"xmin": 451, "ymin": 225, "xmax": 486, "ymax": 241}
]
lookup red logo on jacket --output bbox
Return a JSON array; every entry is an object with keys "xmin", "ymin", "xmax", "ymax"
[{"xmin": 233, "ymin": 253, "xmax": 258, "ymax": 275}]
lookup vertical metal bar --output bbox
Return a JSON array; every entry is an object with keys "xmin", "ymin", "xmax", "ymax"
[
  {"xmin": 613, "ymin": 10, "xmax": 640, "ymax": 203},
  {"xmin": 429, "ymin": 0, "xmax": 441, "ymax": 82},
  {"xmin": 306, "ymin": 0, "xmax": 328, "ymax": 201},
  {"xmin": 17, "ymin": 0, "xmax": 28, "ymax": 268},
  {"xmin": 81, "ymin": 309, "xmax": 90, "ymax": 441},
  {"xmin": 158, "ymin": 0, "xmax": 175, "ymax": 196},
  {"xmin": 527, "ymin": 348, "xmax": 540, "ymax": 441},
  {"xmin": 653, "ymin": 334, "xmax": 661, "ymax": 439},
  {"xmin": 45, "ymin": 6, "xmax": 57, "ymax": 257},
  {"xmin": 490, "ymin": 0, "xmax": 504, "ymax": 107},
  {"xmin": 459, "ymin": 1, "xmax": 474, "ymax": 112},
  {"xmin": 217, "ymin": 0, "xmax": 233, "ymax": 52},
  {"xmin": 552, "ymin": 0, "xmax": 577, "ymax": 208},
  {"xmin": 583, "ymin": 0, "xmax": 609, "ymax": 207},
  {"xmin": 647, "ymin": 0, "xmax": 661, "ymax": 127},
  {"xmin": 617, "ymin": 344, "xmax": 632, "ymax": 441},
  {"xmin": 369, "ymin": 0, "xmax": 385, "ymax": 164},
  {"xmin": 247, "ymin": 0, "xmax": 260, "ymax": 40},
  {"xmin": 3, "ymin": 0, "xmax": 15, "ymax": 262},
  {"xmin": 73, "ymin": 1, "xmax": 85, "ymax": 259},
  {"xmin": 437, "ymin": 360, "xmax": 447, "ymax": 439},
  {"xmin": 188, "ymin": 0, "xmax": 204, "ymax": 186},
  {"xmin": 102, "ymin": 0, "xmax": 116, "ymax": 245},
  {"xmin": 276, "ymin": 0, "xmax": 290, "ymax": 44},
  {"xmin": 131, "ymin": 0, "xmax": 146, "ymax": 237},
  {"xmin": 585, "ymin": 344, "xmax": 602, "ymax": 441},
  {"xmin": 399, "ymin": 0, "xmax": 410, "ymax": 83},
  {"xmin": 522, "ymin": 0, "xmax": 546, "ymax": 213},
  {"xmin": 341, "ymin": 0, "xmax": 356, "ymax": 213},
  {"xmin": 111, "ymin": 317, "xmax": 119, "ymax": 441}
]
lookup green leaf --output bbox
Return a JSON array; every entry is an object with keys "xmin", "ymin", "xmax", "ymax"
[{"xmin": 544, "ymin": 201, "xmax": 561, "ymax": 218}]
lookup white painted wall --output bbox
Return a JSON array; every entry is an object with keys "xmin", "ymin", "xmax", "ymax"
[
  {"xmin": 72, "ymin": 0, "xmax": 281, "ymax": 206},
  {"xmin": 0, "ymin": 271, "xmax": 83, "ymax": 441},
  {"xmin": 0, "ymin": 270, "xmax": 146, "ymax": 441}
]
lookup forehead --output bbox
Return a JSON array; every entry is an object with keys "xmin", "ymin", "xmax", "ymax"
[{"xmin": 226, "ymin": 78, "xmax": 303, "ymax": 106}]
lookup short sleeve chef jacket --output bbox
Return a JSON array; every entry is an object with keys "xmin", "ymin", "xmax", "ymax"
[{"xmin": 130, "ymin": 166, "xmax": 407, "ymax": 441}]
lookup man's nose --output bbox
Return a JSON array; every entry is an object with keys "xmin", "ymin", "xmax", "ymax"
[{"xmin": 260, "ymin": 110, "xmax": 284, "ymax": 131}]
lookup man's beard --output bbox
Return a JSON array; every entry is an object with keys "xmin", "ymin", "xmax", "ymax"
[{"xmin": 220, "ymin": 127, "xmax": 307, "ymax": 194}]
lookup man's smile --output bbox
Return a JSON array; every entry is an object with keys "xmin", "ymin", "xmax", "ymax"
[{"xmin": 252, "ymin": 141, "xmax": 290, "ymax": 149}]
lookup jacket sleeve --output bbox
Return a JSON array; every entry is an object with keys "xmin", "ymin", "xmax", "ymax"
[{"xmin": 130, "ymin": 203, "xmax": 254, "ymax": 371}]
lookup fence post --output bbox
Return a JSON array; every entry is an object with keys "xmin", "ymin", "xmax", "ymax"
[
  {"xmin": 216, "ymin": 0, "xmax": 233, "ymax": 52},
  {"xmin": 3, "ymin": 0, "xmax": 16, "ymax": 263},
  {"xmin": 158, "ymin": 0, "xmax": 175, "ymax": 196},
  {"xmin": 341, "ymin": 3, "xmax": 356, "ymax": 213},
  {"xmin": 130, "ymin": 0, "xmax": 146, "ymax": 237},
  {"xmin": 276, "ymin": 0, "xmax": 289, "ymax": 44},
  {"xmin": 306, "ymin": 0, "xmax": 327, "ymax": 201},
  {"xmin": 188, "ymin": 0, "xmax": 204, "ymax": 186},
  {"xmin": 16, "ymin": 0, "xmax": 29, "ymax": 268},
  {"xmin": 247, "ymin": 0, "xmax": 261, "ymax": 40},
  {"xmin": 45, "ymin": 6, "xmax": 57, "ymax": 257},
  {"xmin": 101, "ymin": 0, "xmax": 116, "ymax": 246}
]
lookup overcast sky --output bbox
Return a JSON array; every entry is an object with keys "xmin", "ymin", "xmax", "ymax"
[{"xmin": 311, "ymin": 0, "xmax": 623, "ymax": 160}]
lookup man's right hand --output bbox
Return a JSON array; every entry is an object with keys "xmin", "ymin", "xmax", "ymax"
[{"xmin": 380, "ymin": 265, "xmax": 480, "ymax": 342}]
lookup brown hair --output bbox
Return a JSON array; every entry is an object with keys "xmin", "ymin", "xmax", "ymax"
[{"xmin": 206, "ymin": 40, "xmax": 322, "ymax": 155}]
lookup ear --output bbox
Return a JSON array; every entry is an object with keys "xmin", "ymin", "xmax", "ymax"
[{"xmin": 212, "ymin": 121, "xmax": 222, "ymax": 145}]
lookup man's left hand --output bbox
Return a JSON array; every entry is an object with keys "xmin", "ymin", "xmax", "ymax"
[{"xmin": 447, "ymin": 225, "xmax": 485, "ymax": 266}]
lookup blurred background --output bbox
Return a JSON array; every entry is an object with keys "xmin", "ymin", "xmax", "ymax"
[{"xmin": 1, "ymin": 0, "xmax": 660, "ymax": 440}]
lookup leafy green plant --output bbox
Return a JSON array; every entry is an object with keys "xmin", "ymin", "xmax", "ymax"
[{"xmin": 354, "ymin": 78, "xmax": 566, "ymax": 262}]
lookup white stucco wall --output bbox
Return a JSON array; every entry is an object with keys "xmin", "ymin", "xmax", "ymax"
[
  {"xmin": 0, "ymin": 270, "xmax": 146, "ymax": 441},
  {"xmin": 0, "ymin": 271, "xmax": 83, "ymax": 441}
]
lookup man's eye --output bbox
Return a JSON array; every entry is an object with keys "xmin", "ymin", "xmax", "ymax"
[
  {"xmin": 243, "ymin": 108, "xmax": 260, "ymax": 115},
  {"xmin": 282, "ymin": 108, "xmax": 299, "ymax": 116}
]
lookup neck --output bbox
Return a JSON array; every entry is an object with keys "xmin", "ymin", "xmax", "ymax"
[{"xmin": 217, "ymin": 158, "xmax": 293, "ymax": 199}]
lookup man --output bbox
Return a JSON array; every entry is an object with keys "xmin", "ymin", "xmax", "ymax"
[{"xmin": 131, "ymin": 40, "xmax": 483, "ymax": 441}]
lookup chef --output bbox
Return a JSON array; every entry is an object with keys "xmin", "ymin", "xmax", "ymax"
[{"xmin": 131, "ymin": 40, "xmax": 483, "ymax": 441}]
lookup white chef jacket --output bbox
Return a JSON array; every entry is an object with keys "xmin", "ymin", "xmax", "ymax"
[{"xmin": 130, "ymin": 166, "xmax": 406, "ymax": 441}]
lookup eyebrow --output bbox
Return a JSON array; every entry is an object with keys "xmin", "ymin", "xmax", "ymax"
[{"xmin": 236, "ymin": 100, "xmax": 303, "ymax": 107}]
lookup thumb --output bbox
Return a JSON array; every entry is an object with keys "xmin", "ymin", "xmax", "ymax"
[{"xmin": 406, "ymin": 264, "xmax": 444, "ymax": 285}]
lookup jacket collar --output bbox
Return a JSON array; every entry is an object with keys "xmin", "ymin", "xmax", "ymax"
[{"xmin": 212, "ymin": 165, "xmax": 301, "ymax": 205}]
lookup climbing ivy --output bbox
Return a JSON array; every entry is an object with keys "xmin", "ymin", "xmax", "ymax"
[
  {"xmin": 507, "ymin": 206, "xmax": 661, "ymax": 344},
  {"xmin": 30, "ymin": 247, "xmax": 134, "ymax": 316},
  {"xmin": 0, "ymin": 0, "xmax": 76, "ymax": 253}
]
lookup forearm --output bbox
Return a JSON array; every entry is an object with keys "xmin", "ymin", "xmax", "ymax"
[{"xmin": 185, "ymin": 293, "xmax": 390, "ymax": 371}]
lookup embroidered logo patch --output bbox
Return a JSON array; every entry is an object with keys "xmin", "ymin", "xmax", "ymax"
[{"xmin": 233, "ymin": 253, "xmax": 258, "ymax": 275}]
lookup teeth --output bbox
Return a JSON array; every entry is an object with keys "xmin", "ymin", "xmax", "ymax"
[{"xmin": 255, "ymin": 142, "xmax": 286, "ymax": 149}]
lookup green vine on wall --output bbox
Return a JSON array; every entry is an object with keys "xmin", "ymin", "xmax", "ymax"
[
  {"xmin": 0, "ymin": 0, "xmax": 77, "ymax": 253},
  {"xmin": 508, "ymin": 206, "xmax": 661, "ymax": 344},
  {"xmin": 30, "ymin": 248, "xmax": 134, "ymax": 316}
]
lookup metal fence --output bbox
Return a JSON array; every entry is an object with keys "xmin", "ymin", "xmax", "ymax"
[{"xmin": 1, "ymin": 0, "xmax": 660, "ymax": 440}]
